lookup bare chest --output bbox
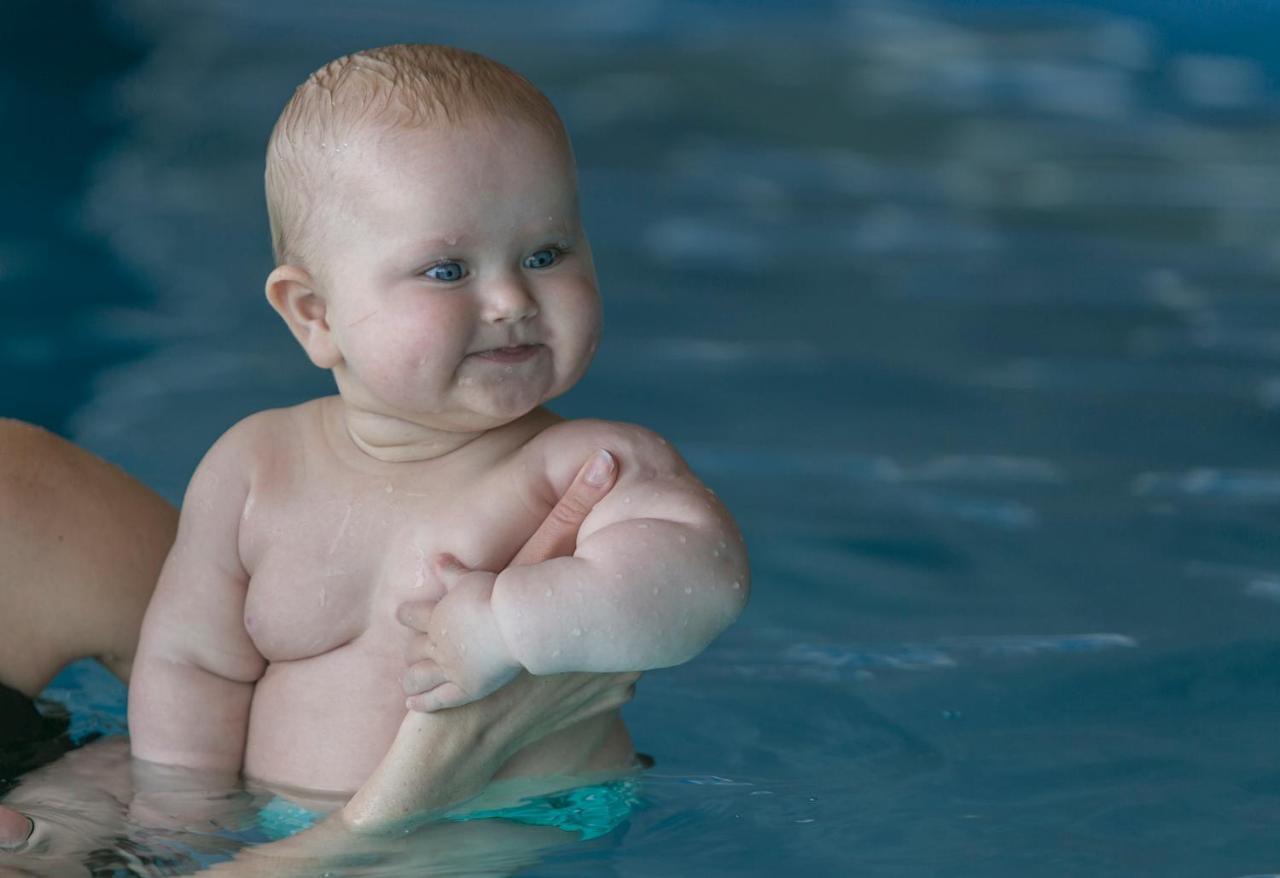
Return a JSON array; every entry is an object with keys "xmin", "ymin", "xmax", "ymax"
[{"xmin": 239, "ymin": 473, "xmax": 543, "ymax": 664}]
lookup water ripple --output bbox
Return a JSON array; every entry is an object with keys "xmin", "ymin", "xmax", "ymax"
[
  {"xmin": 712, "ymin": 634, "xmax": 1137, "ymax": 682},
  {"xmin": 1133, "ymin": 469, "xmax": 1280, "ymax": 502}
]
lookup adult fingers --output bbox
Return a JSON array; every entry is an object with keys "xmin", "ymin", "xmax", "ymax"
[{"xmin": 510, "ymin": 449, "xmax": 616, "ymax": 567}]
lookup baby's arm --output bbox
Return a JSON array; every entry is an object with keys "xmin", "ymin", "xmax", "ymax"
[
  {"xmin": 403, "ymin": 422, "xmax": 748, "ymax": 709},
  {"xmin": 127, "ymin": 419, "xmax": 266, "ymax": 772}
]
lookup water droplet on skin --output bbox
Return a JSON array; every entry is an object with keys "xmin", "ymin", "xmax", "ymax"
[
  {"xmin": 652, "ymin": 586, "xmax": 660, "ymax": 595},
  {"xmin": 718, "ymin": 541, "xmax": 727, "ymax": 550},
  {"xmin": 615, "ymin": 573, "xmax": 623, "ymax": 580},
  {"xmin": 571, "ymin": 627, "xmax": 583, "ymax": 637},
  {"xmin": 684, "ymin": 586, "xmax": 693, "ymax": 594},
  {"xmin": 658, "ymin": 437, "xmax": 668, "ymax": 445},
  {"xmin": 638, "ymin": 523, "xmax": 649, "ymax": 529},
  {"xmin": 384, "ymin": 484, "xmax": 393, "ymax": 493},
  {"xmin": 552, "ymin": 648, "xmax": 561, "ymax": 657},
  {"xmin": 545, "ymin": 587, "xmax": 554, "ymax": 597},
  {"xmin": 623, "ymin": 496, "xmax": 631, "ymax": 504},
  {"xmin": 679, "ymin": 535, "xmax": 687, "ymax": 544},
  {"xmin": 713, "ymin": 550, "xmax": 720, "ymax": 558},
  {"xmin": 460, "ymin": 643, "xmax": 468, "ymax": 654},
  {"xmin": 732, "ymin": 581, "xmax": 741, "ymax": 590},
  {"xmin": 319, "ymin": 587, "xmax": 328, "ymax": 607}
]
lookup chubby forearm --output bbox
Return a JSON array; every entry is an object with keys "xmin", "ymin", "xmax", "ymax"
[
  {"xmin": 126, "ymin": 416, "xmax": 266, "ymax": 773},
  {"xmin": 128, "ymin": 657, "xmax": 256, "ymax": 772},
  {"xmin": 491, "ymin": 518, "xmax": 748, "ymax": 675}
]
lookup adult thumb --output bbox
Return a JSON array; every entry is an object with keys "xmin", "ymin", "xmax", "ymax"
[{"xmin": 0, "ymin": 805, "xmax": 33, "ymax": 850}]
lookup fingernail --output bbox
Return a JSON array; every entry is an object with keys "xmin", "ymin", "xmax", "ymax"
[
  {"xmin": 584, "ymin": 449, "xmax": 615, "ymax": 486},
  {"xmin": 0, "ymin": 816, "xmax": 33, "ymax": 851}
]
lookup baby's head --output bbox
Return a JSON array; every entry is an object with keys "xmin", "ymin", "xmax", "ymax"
[{"xmin": 263, "ymin": 45, "xmax": 601, "ymax": 436}]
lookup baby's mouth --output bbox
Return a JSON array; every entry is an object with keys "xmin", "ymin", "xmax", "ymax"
[{"xmin": 471, "ymin": 343, "xmax": 543, "ymax": 363}]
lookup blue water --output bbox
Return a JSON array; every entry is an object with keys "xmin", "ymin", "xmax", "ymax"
[{"xmin": 4, "ymin": 0, "xmax": 1280, "ymax": 875}]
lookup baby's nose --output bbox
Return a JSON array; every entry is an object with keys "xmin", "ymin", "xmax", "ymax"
[{"xmin": 481, "ymin": 275, "xmax": 539, "ymax": 323}]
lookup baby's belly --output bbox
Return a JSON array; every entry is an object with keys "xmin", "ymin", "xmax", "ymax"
[
  {"xmin": 242, "ymin": 646, "xmax": 405, "ymax": 793},
  {"xmin": 242, "ymin": 645, "xmax": 637, "ymax": 795}
]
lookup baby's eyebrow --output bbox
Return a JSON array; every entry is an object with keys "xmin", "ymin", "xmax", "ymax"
[{"xmin": 404, "ymin": 235, "xmax": 473, "ymax": 254}]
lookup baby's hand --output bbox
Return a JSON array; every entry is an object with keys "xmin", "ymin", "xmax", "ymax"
[{"xmin": 397, "ymin": 554, "xmax": 521, "ymax": 712}]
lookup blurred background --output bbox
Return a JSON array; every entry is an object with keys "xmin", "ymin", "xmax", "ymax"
[{"xmin": 3, "ymin": 0, "xmax": 1280, "ymax": 875}]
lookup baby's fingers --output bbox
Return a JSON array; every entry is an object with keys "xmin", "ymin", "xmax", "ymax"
[
  {"xmin": 406, "ymin": 682, "xmax": 471, "ymax": 712},
  {"xmin": 396, "ymin": 599, "xmax": 436, "ymax": 632},
  {"xmin": 402, "ymin": 660, "xmax": 446, "ymax": 697},
  {"xmin": 433, "ymin": 553, "xmax": 473, "ymax": 592},
  {"xmin": 404, "ymin": 631, "xmax": 435, "ymax": 665}
]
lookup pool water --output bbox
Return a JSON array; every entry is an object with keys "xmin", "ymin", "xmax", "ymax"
[{"xmin": 3, "ymin": 0, "xmax": 1280, "ymax": 875}]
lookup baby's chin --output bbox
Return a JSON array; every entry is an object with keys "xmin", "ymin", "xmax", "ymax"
[{"xmin": 460, "ymin": 378, "xmax": 572, "ymax": 427}]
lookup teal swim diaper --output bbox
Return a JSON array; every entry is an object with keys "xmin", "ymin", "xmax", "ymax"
[
  {"xmin": 451, "ymin": 777, "xmax": 641, "ymax": 840},
  {"xmin": 253, "ymin": 795, "xmax": 328, "ymax": 840},
  {"xmin": 254, "ymin": 777, "xmax": 642, "ymax": 842}
]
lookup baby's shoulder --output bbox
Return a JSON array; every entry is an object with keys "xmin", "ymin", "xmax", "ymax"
[
  {"xmin": 519, "ymin": 417, "xmax": 691, "ymax": 493},
  {"xmin": 196, "ymin": 400, "xmax": 323, "ymax": 480}
]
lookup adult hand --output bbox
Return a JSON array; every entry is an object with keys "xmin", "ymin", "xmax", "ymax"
[{"xmin": 342, "ymin": 448, "xmax": 642, "ymax": 832}]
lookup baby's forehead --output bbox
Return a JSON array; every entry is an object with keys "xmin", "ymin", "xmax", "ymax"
[
  {"xmin": 334, "ymin": 116, "xmax": 574, "ymax": 189},
  {"xmin": 309, "ymin": 119, "xmax": 580, "ymax": 235}
]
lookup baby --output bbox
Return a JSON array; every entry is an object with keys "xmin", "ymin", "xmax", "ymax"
[{"xmin": 126, "ymin": 44, "xmax": 749, "ymax": 800}]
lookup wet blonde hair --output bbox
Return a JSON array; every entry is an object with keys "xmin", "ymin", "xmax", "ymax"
[{"xmin": 265, "ymin": 44, "xmax": 569, "ymax": 267}]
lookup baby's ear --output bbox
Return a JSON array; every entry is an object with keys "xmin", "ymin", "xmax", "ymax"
[{"xmin": 265, "ymin": 265, "xmax": 341, "ymax": 369}]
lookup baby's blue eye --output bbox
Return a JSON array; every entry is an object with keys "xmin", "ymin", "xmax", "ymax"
[
  {"xmin": 523, "ymin": 249, "xmax": 560, "ymax": 269},
  {"xmin": 424, "ymin": 261, "xmax": 465, "ymax": 282}
]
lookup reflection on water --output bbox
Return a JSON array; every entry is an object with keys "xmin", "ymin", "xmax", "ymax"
[{"xmin": 5, "ymin": 0, "xmax": 1279, "ymax": 874}]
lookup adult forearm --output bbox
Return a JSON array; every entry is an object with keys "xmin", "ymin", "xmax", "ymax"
[{"xmin": 341, "ymin": 708, "xmax": 506, "ymax": 830}]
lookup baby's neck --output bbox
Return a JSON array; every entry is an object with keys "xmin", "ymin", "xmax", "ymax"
[{"xmin": 326, "ymin": 397, "xmax": 488, "ymax": 464}]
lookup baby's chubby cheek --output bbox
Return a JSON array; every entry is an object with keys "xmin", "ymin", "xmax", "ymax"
[{"xmin": 343, "ymin": 316, "xmax": 457, "ymax": 387}]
